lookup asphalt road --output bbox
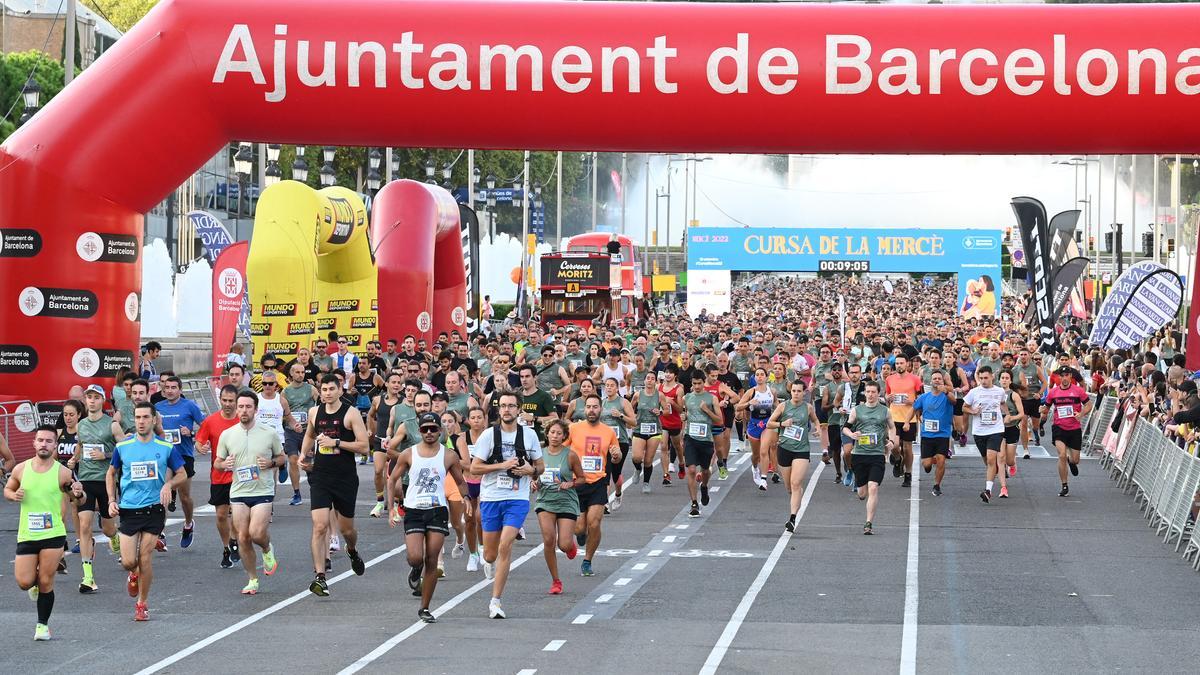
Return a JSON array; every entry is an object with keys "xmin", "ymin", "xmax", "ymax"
[{"xmin": 3, "ymin": 438, "xmax": 1199, "ymax": 674}]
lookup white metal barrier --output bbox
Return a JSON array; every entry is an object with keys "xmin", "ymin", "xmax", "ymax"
[{"xmin": 1100, "ymin": 401, "xmax": 1199, "ymax": 571}]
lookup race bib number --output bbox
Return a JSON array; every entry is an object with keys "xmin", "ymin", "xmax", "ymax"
[
  {"xmin": 27, "ymin": 512, "xmax": 53, "ymax": 531},
  {"xmin": 162, "ymin": 428, "xmax": 182, "ymax": 445},
  {"xmin": 1055, "ymin": 404, "xmax": 1075, "ymax": 420},
  {"xmin": 130, "ymin": 460, "xmax": 157, "ymax": 481},
  {"xmin": 495, "ymin": 474, "xmax": 515, "ymax": 490},
  {"xmin": 292, "ymin": 411, "xmax": 308, "ymax": 425},
  {"xmin": 782, "ymin": 425, "xmax": 804, "ymax": 441},
  {"xmin": 540, "ymin": 469, "xmax": 560, "ymax": 486},
  {"xmin": 581, "ymin": 455, "xmax": 603, "ymax": 473},
  {"xmin": 980, "ymin": 410, "xmax": 999, "ymax": 426},
  {"xmin": 688, "ymin": 422, "xmax": 709, "ymax": 437},
  {"xmin": 235, "ymin": 465, "xmax": 261, "ymax": 483},
  {"xmin": 639, "ymin": 422, "xmax": 659, "ymax": 435},
  {"xmin": 857, "ymin": 432, "xmax": 879, "ymax": 446},
  {"xmin": 413, "ymin": 494, "xmax": 437, "ymax": 509},
  {"xmin": 317, "ymin": 444, "xmax": 337, "ymax": 455},
  {"xmin": 891, "ymin": 393, "xmax": 909, "ymax": 405},
  {"xmin": 923, "ymin": 419, "xmax": 940, "ymax": 433},
  {"xmin": 83, "ymin": 443, "xmax": 105, "ymax": 461}
]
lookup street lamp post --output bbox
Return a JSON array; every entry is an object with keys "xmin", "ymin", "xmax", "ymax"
[
  {"xmin": 233, "ymin": 142, "xmax": 254, "ymax": 241},
  {"xmin": 292, "ymin": 145, "xmax": 308, "ymax": 183},
  {"xmin": 424, "ymin": 156, "xmax": 436, "ymax": 184},
  {"xmin": 485, "ymin": 173, "xmax": 497, "ymax": 243},
  {"xmin": 320, "ymin": 146, "xmax": 336, "ymax": 188},
  {"xmin": 367, "ymin": 148, "xmax": 382, "ymax": 194},
  {"xmin": 264, "ymin": 144, "xmax": 282, "ymax": 187},
  {"xmin": 18, "ymin": 77, "xmax": 41, "ymax": 125}
]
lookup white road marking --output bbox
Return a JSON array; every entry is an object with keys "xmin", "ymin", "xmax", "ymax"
[
  {"xmin": 709, "ymin": 486, "xmax": 720, "ymax": 492},
  {"xmin": 133, "ymin": 544, "xmax": 408, "ymax": 675},
  {"xmin": 674, "ymin": 524, "xmax": 689, "ymax": 530},
  {"xmin": 543, "ymin": 640, "xmax": 565, "ymax": 652},
  {"xmin": 336, "ymin": 463, "xmax": 654, "ymax": 674},
  {"xmin": 517, "ymin": 670, "xmax": 537, "ymax": 675},
  {"xmin": 900, "ymin": 469, "xmax": 921, "ymax": 675},
  {"xmin": 613, "ymin": 577, "xmax": 631, "ymax": 586},
  {"xmin": 735, "ymin": 454, "xmax": 751, "ymax": 465},
  {"xmin": 699, "ymin": 462, "xmax": 824, "ymax": 675},
  {"xmin": 662, "ymin": 535, "xmax": 677, "ymax": 543},
  {"xmin": 647, "ymin": 549, "xmax": 662, "ymax": 557},
  {"xmin": 596, "ymin": 593, "xmax": 613, "ymax": 604},
  {"xmin": 632, "ymin": 563, "xmax": 648, "ymax": 571}
]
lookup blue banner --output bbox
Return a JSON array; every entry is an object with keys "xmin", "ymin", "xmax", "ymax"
[
  {"xmin": 187, "ymin": 210, "xmax": 235, "ymax": 264},
  {"xmin": 687, "ymin": 227, "xmax": 1002, "ymax": 317}
]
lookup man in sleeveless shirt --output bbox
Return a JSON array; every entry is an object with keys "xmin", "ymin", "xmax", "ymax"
[{"xmin": 300, "ymin": 375, "xmax": 370, "ymax": 597}]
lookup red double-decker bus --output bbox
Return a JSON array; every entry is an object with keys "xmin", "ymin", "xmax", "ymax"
[{"xmin": 561, "ymin": 233, "xmax": 642, "ymax": 323}]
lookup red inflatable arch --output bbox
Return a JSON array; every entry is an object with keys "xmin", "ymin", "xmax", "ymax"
[{"xmin": 2, "ymin": 0, "xmax": 1199, "ymax": 401}]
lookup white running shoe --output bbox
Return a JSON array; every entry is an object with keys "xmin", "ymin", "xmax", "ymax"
[
  {"xmin": 369, "ymin": 502, "xmax": 386, "ymax": 518},
  {"xmin": 483, "ymin": 559, "xmax": 495, "ymax": 580},
  {"xmin": 329, "ymin": 535, "xmax": 341, "ymax": 553},
  {"xmin": 489, "ymin": 598, "xmax": 506, "ymax": 619},
  {"xmin": 466, "ymin": 552, "xmax": 480, "ymax": 572},
  {"xmin": 668, "ymin": 462, "xmax": 677, "ymax": 475},
  {"xmin": 752, "ymin": 465, "xmax": 762, "ymax": 484},
  {"xmin": 451, "ymin": 540, "xmax": 465, "ymax": 559},
  {"xmin": 610, "ymin": 495, "xmax": 622, "ymax": 512}
]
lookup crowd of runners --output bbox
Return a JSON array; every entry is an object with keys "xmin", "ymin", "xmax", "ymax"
[{"xmin": 4, "ymin": 273, "xmax": 1193, "ymax": 640}]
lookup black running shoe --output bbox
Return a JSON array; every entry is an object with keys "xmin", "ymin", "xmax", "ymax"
[
  {"xmin": 688, "ymin": 502, "xmax": 700, "ymax": 518},
  {"xmin": 1069, "ymin": 461, "xmax": 1079, "ymax": 477},
  {"xmin": 784, "ymin": 517, "xmax": 795, "ymax": 534},
  {"xmin": 418, "ymin": 608, "xmax": 437, "ymax": 623},
  {"xmin": 229, "ymin": 539, "xmax": 240, "ymax": 563},
  {"xmin": 700, "ymin": 483, "xmax": 710, "ymax": 506},
  {"xmin": 1059, "ymin": 484, "xmax": 1069, "ymax": 497},
  {"xmin": 902, "ymin": 474, "xmax": 912, "ymax": 488},
  {"xmin": 325, "ymin": 557, "xmax": 332, "ymax": 572},
  {"xmin": 932, "ymin": 484, "xmax": 942, "ymax": 497},
  {"xmin": 348, "ymin": 549, "xmax": 365, "ymax": 576},
  {"xmin": 168, "ymin": 491, "xmax": 177, "ymax": 512},
  {"xmin": 309, "ymin": 575, "xmax": 329, "ymax": 597},
  {"xmin": 220, "ymin": 549, "xmax": 233, "ymax": 569},
  {"xmin": 576, "ymin": 532, "xmax": 587, "ymax": 548},
  {"xmin": 771, "ymin": 472, "xmax": 781, "ymax": 484},
  {"xmin": 980, "ymin": 489, "xmax": 991, "ymax": 504},
  {"xmin": 408, "ymin": 564, "xmax": 423, "ymax": 591}
]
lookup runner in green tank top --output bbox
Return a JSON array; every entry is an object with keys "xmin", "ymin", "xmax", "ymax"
[
  {"xmin": 600, "ymin": 378, "xmax": 636, "ymax": 509},
  {"xmin": 846, "ymin": 381, "xmax": 898, "ymax": 535},
  {"xmin": 6, "ymin": 425, "xmax": 85, "ymax": 640},
  {"xmin": 534, "ymin": 420, "xmax": 583, "ymax": 595},
  {"xmin": 631, "ymin": 372, "xmax": 663, "ymax": 491},
  {"xmin": 565, "ymin": 379, "xmax": 597, "ymax": 422},
  {"xmin": 767, "ymin": 380, "xmax": 822, "ymax": 533},
  {"xmin": 682, "ymin": 373, "xmax": 721, "ymax": 518}
]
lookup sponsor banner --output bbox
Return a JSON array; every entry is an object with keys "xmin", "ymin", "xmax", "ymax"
[
  {"xmin": 249, "ymin": 323, "xmax": 272, "ymax": 336},
  {"xmin": 71, "ymin": 348, "xmax": 135, "ymax": 378},
  {"xmin": 350, "ymin": 315, "xmax": 377, "ymax": 329},
  {"xmin": 75, "ymin": 232, "xmax": 139, "ymax": 263},
  {"xmin": 0, "ymin": 228, "xmax": 42, "ymax": 258},
  {"xmin": 458, "ymin": 204, "xmax": 482, "ymax": 334},
  {"xmin": 342, "ymin": 334, "xmax": 362, "ymax": 348},
  {"xmin": 540, "ymin": 254, "xmax": 611, "ymax": 292},
  {"xmin": 1050, "ymin": 257, "xmax": 1090, "ymax": 320},
  {"xmin": 17, "ymin": 286, "xmax": 98, "ymax": 319},
  {"xmin": 1011, "ymin": 198, "xmax": 1056, "ymax": 354},
  {"xmin": 370, "ymin": 298, "xmax": 378, "ymax": 311},
  {"xmin": 324, "ymin": 196, "xmax": 361, "ymax": 245},
  {"xmin": 1089, "ymin": 261, "xmax": 1182, "ymax": 351},
  {"xmin": 686, "ymin": 269, "xmax": 731, "ymax": 318},
  {"xmin": 688, "ymin": 227, "xmax": 1000, "ymax": 317},
  {"xmin": 0, "ymin": 344, "xmax": 38, "ymax": 373},
  {"xmin": 287, "ymin": 321, "xmax": 316, "ymax": 336},
  {"xmin": 261, "ymin": 302, "xmax": 297, "ymax": 317},
  {"xmin": 212, "ymin": 241, "xmax": 249, "ymax": 374},
  {"xmin": 187, "ymin": 210, "xmax": 234, "ymax": 264},
  {"xmin": 309, "ymin": 301, "xmax": 319, "ymax": 315},
  {"xmin": 263, "ymin": 341, "xmax": 301, "ymax": 356},
  {"xmin": 327, "ymin": 299, "xmax": 359, "ymax": 312},
  {"xmin": 316, "ymin": 317, "xmax": 336, "ymax": 331}
]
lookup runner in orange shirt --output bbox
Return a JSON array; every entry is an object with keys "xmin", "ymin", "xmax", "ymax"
[
  {"xmin": 568, "ymin": 395, "xmax": 620, "ymax": 578},
  {"xmin": 885, "ymin": 355, "xmax": 922, "ymax": 487}
]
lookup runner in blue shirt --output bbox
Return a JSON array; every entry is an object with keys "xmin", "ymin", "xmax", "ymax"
[
  {"xmin": 105, "ymin": 401, "xmax": 185, "ymax": 621},
  {"xmin": 154, "ymin": 375, "xmax": 204, "ymax": 548},
  {"xmin": 912, "ymin": 371, "xmax": 956, "ymax": 497}
]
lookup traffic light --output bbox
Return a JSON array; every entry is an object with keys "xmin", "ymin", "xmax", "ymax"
[
  {"xmin": 1088, "ymin": 235, "xmax": 1095, "ymax": 250},
  {"xmin": 1168, "ymin": 238, "xmax": 1176, "ymax": 255},
  {"xmin": 1104, "ymin": 231, "xmax": 1113, "ymax": 252},
  {"xmin": 1142, "ymin": 232, "xmax": 1153, "ymax": 257}
]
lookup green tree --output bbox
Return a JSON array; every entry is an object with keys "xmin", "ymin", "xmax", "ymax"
[
  {"xmin": 0, "ymin": 51, "xmax": 67, "ymax": 143},
  {"xmin": 82, "ymin": 1, "xmax": 159, "ymax": 33}
]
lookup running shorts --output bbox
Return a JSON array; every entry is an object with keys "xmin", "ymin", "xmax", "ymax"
[
  {"xmin": 16, "ymin": 535, "xmax": 67, "ymax": 556},
  {"xmin": 118, "ymin": 505, "xmax": 166, "ymax": 536},
  {"xmin": 683, "ymin": 436, "xmax": 715, "ymax": 468},
  {"xmin": 973, "ymin": 433, "xmax": 1004, "ymax": 457},
  {"xmin": 404, "ymin": 505, "xmax": 450, "ymax": 535},
  {"xmin": 208, "ymin": 483, "xmax": 231, "ymax": 507},
  {"xmin": 1003, "ymin": 426, "xmax": 1020, "ymax": 445},
  {"xmin": 78, "ymin": 480, "xmax": 110, "ymax": 517},
  {"xmin": 776, "ymin": 446, "xmax": 811, "ymax": 466},
  {"xmin": 850, "ymin": 455, "xmax": 885, "ymax": 487},
  {"xmin": 747, "ymin": 418, "xmax": 769, "ymax": 440},
  {"xmin": 309, "ymin": 473, "xmax": 359, "ymax": 518},
  {"xmin": 920, "ymin": 437, "xmax": 950, "ymax": 459},
  {"xmin": 1052, "ymin": 427, "xmax": 1083, "ymax": 451},
  {"xmin": 479, "ymin": 499, "xmax": 529, "ymax": 532},
  {"xmin": 894, "ymin": 421, "xmax": 917, "ymax": 443},
  {"xmin": 232, "ymin": 495, "xmax": 274, "ymax": 508}
]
